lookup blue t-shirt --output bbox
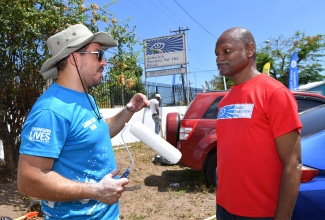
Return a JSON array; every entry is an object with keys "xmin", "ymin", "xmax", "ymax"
[{"xmin": 20, "ymin": 82, "xmax": 119, "ymax": 219}]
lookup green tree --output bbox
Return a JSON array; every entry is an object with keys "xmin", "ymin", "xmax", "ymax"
[
  {"xmin": 204, "ymin": 75, "xmax": 233, "ymax": 91},
  {"xmin": 0, "ymin": 0, "xmax": 140, "ymax": 177},
  {"xmin": 89, "ymin": 16, "xmax": 146, "ymax": 107},
  {"xmin": 256, "ymin": 31, "xmax": 325, "ymax": 87}
]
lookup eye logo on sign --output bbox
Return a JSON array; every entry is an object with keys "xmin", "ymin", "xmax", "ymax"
[
  {"xmin": 150, "ymin": 43, "xmax": 165, "ymax": 54},
  {"xmin": 145, "ymin": 35, "xmax": 184, "ymax": 55}
]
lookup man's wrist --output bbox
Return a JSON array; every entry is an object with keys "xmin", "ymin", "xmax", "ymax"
[{"xmin": 126, "ymin": 103, "xmax": 135, "ymax": 113}]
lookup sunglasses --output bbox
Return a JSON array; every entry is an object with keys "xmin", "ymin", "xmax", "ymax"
[{"xmin": 78, "ymin": 50, "xmax": 105, "ymax": 62}]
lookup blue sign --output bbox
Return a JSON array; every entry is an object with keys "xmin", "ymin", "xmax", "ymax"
[{"xmin": 289, "ymin": 52, "xmax": 299, "ymax": 90}]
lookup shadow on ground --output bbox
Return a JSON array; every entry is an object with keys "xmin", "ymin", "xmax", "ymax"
[{"xmin": 144, "ymin": 166, "xmax": 213, "ymax": 193}]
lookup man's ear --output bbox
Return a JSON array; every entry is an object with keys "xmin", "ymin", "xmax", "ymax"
[
  {"xmin": 246, "ymin": 42, "xmax": 255, "ymax": 58},
  {"xmin": 69, "ymin": 53, "xmax": 78, "ymax": 66}
]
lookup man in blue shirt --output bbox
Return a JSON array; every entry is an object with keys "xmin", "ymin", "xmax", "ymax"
[
  {"xmin": 17, "ymin": 24, "xmax": 149, "ymax": 219},
  {"xmin": 149, "ymin": 93, "xmax": 161, "ymax": 135}
]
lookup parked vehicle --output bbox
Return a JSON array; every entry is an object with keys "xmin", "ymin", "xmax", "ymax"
[
  {"xmin": 292, "ymin": 104, "xmax": 325, "ymax": 219},
  {"xmin": 166, "ymin": 91, "xmax": 325, "ymax": 187}
]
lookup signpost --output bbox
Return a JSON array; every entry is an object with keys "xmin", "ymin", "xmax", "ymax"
[
  {"xmin": 144, "ymin": 33, "xmax": 189, "ymax": 105},
  {"xmin": 144, "ymin": 34, "xmax": 186, "ymax": 69}
]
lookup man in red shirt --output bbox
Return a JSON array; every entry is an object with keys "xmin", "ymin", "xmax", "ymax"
[{"xmin": 215, "ymin": 27, "xmax": 302, "ymax": 220}]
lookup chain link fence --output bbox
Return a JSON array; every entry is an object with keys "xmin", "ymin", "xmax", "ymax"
[{"xmin": 89, "ymin": 81, "xmax": 202, "ymax": 108}]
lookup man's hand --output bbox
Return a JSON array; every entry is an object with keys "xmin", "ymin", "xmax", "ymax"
[
  {"xmin": 105, "ymin": 93, "xmax": 150, "ymax": 137},
  {"xmin": 93, "ymin": 168, "xmax": 129, "ymax": 204},
  {"xmin": 126, "ymin": 93, "xmax": 150, "ymax": 112}
]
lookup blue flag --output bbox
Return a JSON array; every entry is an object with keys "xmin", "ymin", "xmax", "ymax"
[{"xmin": 289, "ymin": 52, "xmax": 299, "ymax": 90}]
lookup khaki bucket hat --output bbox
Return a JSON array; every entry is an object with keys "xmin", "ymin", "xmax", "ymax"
[{"xmin": 40, "ymin": 24, "xmax": 117, "ymax": 79}]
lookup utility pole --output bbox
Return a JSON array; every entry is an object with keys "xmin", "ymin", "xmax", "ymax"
[
  {"xmin": 170, "ymin": 27, "xmax": 190, "ymax": 106},
  {"xmin": 170, "ymin": 27, "xmax": 190, "ymax": 35}
]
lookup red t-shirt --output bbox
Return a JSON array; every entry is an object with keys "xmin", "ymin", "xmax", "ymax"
[{"xmin": 216, "ymin": 74, "xmax": 302, "ymax": 217}]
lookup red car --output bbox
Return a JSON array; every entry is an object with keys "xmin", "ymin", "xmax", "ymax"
[{"xmin": 166, "ymin": 91, "xmax": 325, "ymax": 187}]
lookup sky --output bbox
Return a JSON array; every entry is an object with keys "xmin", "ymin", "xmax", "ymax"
[{"xmin": 95, "ymin": 0, "xmax": 325, "ymax": 89}]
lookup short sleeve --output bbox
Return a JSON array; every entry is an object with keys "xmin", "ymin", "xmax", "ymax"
[
  {"xmin": 269, "ymin": 88, "xmax": 302, "ymax": 138},
  {"xmin": 20, "ymin": 109, "xmax": 70, "ymax": 158}
]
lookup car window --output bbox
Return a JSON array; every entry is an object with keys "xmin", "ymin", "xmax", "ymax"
[
  {"xmin": 300, "ymin": 104, "xmax": 325, "ymax": 138},
  {"xmin": 295, "ymin": 97, "xmax": 325, "ymax": 112},
  {"xmin": 202, "ymin": 96, "xmax": 224, "ymax": 119}
]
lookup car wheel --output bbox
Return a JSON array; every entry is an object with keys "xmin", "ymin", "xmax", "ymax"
[
  {"xmin": 166, "ymin": 112, "xmax": 180, "ymax": 147},
  {"xmin": 206, "ymin": 152, "xmax": 217, "ymax": 187}
]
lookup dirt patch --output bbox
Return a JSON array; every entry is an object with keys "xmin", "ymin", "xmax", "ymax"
[
  {"xmin": 0, "ymin": 181, "xmax": 31, "ymax": 217},
  {"xmin": 0, "ymin": 142, "xmax": 216, "ymax": 220}
]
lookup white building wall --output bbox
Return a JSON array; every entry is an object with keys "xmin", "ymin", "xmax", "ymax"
[{"xmin": 102, "ymin": 106, "xmax": 187, "ymax": 146}]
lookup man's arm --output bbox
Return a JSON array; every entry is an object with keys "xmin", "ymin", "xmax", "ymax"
[
  {"xmin": 274, "ymin": 129, "xmax": 302, "ymax": 220},
  {"xmin": 105, "ymin": 93, "xmax": 149, "ymax": 138},
  {"xmin": 17, "ymin": 154, "xmax": 128, "ymax": 204},
  {"xmin": 155, "ymin": 103, "xmax": 159, "ymax": 115},
  {"xmin": 105, "ymin": 107, "xmax": 134, "ymax": 138}
]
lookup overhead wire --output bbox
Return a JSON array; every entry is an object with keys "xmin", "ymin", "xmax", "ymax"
[
  {"xmin": 128, "ymin": 0, "xmax": 171, "ymax": 30},
  {"xmin": 157, "ymin": 0, "xmax": 188, "ymax": 27},
  {"xmin": 159, "ymin": 0, "xmax": 216, "ymax": 77},
  {"xmin": 190, "ymin": 69, "xmax": 217, "ymax": 73},
  {"xmin": 148, "ymin": 0, "xmax": 183, "ymax": 27},
  {"xmin": 187, "ymin": 41, "xmax": 206, "ymax": 70},
  {"xmin": 173, "ymin": 0, "xmax": 217, "ymax": 40},
  {"xmin": 109, "ymin": 0, "xmax": 217, "ymax": 87}
]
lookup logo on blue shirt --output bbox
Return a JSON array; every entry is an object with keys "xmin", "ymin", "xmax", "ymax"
[
  {"xmin": 82, "ymin": 117, "xmax": 98, "ymax": 131},
  {"xmin": 28, "ymin": 127, "xmax": 51, "ymax": 143},
  {"xmin": 217, "ymin": 104, "xmax": 254, "ymax": 119}
]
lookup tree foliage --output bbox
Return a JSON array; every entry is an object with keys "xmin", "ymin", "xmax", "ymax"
[
  {"xmin": 256, "ymin": 31, "xmax": 325, "ymax": 86},
  {"xmin": 0, "ymin": 0, "xmax": 142, "ymax": 177},
  {"xmin": 207, "ymin": 31, "xmax": 325, "ymax": 91},
  {"xmin": 89, "ymin": 17, "xmax": 146, "ymax": 107},
  {"xmin": 204, "ymin": 76, "xmax": 232, "ymax": 91}
]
